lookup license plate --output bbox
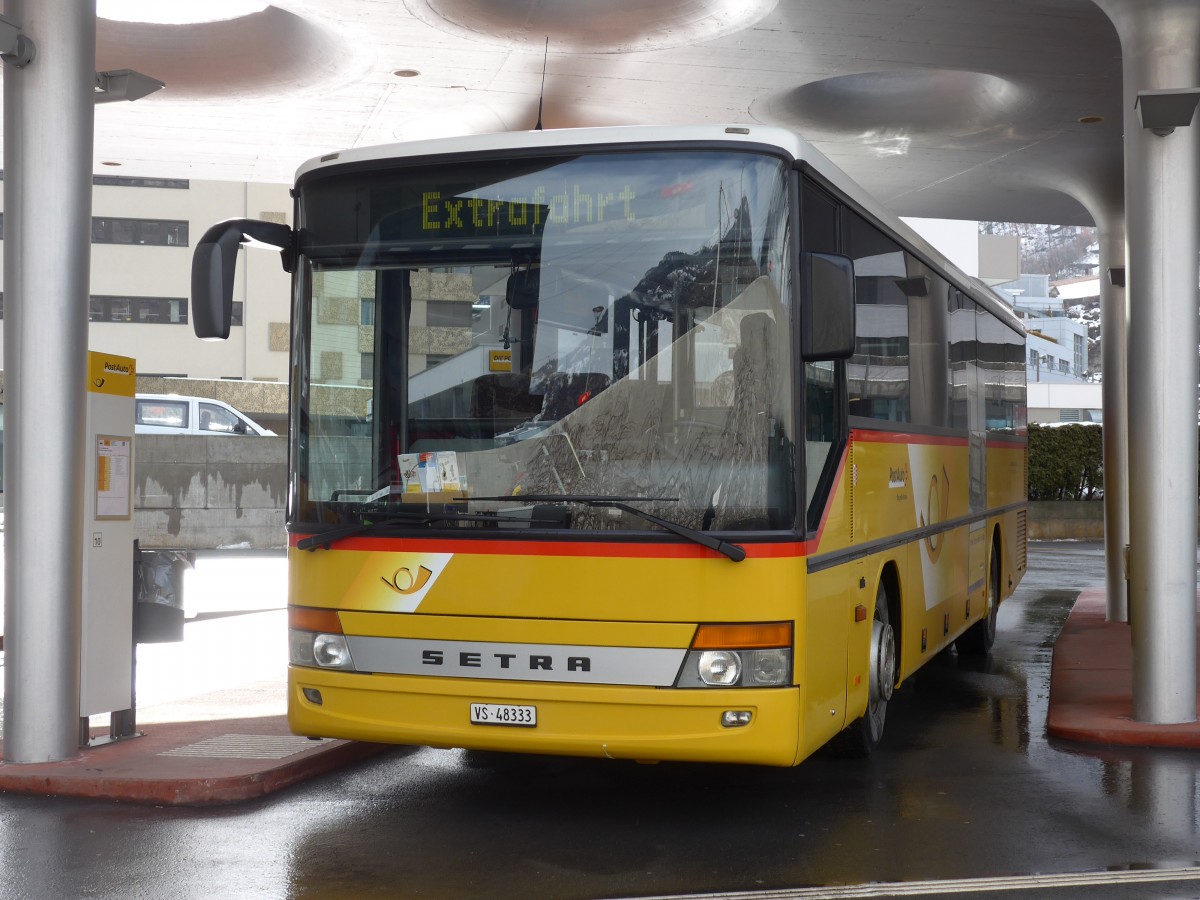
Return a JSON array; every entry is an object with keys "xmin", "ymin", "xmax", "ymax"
[{"xmin": 470, "ymin": 703, "xmax": 537, "ymax": 727}]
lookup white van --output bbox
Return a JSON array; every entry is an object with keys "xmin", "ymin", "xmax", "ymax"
[{"xmin": 135, "ymin": 394, "xmax": 276, "ymax": 436}]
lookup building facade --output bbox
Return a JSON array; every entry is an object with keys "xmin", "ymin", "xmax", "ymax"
[
  {"xmin": 995, "ymin": 273, "xmax": 1100, "ymax": 422},
  {"xmin": 0, "ymin": 175, "xmax": 293, "ymax": 386}
]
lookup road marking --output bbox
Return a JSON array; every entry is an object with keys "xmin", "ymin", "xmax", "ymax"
[{"xmin": 159, "ymin": 733, "xmax": 328, "ymax": 760}]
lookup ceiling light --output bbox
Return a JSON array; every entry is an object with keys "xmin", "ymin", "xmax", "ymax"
[
  {"xmin": 1078, "ymin": 115, "xmax": 1104, "ymax": 125},
  {"xmin": 98, "ymin": 0, "xmax": 269, "ymax": 25},
  {"xmin": 393, "ymin": 69, "xmax": 421, "ymax": 78}
]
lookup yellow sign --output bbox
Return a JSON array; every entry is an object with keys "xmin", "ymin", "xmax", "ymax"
[
  {"xmin": 489, "ymin": 349, "xmax": 513, "ymax": 373},
  {"xmin": 87, "ymin": 351, "xmax": 136, "ymax": 397}
]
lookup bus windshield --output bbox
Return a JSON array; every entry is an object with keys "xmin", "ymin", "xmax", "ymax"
[{"xmin": 294, "ymin": 149, "xmax": 794, "ymax": 535}]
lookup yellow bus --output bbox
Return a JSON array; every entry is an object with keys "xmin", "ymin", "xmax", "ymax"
[{"xmin": 192, "ymin": 124, "xmax": 1027, "ymax": 766}]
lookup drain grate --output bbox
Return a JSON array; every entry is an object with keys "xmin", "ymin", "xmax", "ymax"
[{"xmin": 159, "ymin": 733, "xmax": 328, "ymax": 760}]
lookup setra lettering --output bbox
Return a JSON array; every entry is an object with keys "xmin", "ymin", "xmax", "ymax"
[{"xmin": 418, "ymin": 648, "xmax": 594, "ymax": 672}]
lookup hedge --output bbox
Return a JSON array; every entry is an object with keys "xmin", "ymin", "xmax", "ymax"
[{"xmin": 1027, "ymin": 423, "xmax": 1103, "ymax": 500}]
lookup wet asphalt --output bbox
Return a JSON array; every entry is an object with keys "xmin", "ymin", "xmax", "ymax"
[{"xmin": 2, "ymin": 542, "xmax": 1200, "ymax": 900}]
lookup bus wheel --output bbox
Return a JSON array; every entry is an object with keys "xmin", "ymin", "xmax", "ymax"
[
  {"xmin": 956, "ymin": 542, "xmax": 1000, "ymax": 657},
  {"xmin": 834, "ymin": 583, "xmax": 895, "ymax": 758}
]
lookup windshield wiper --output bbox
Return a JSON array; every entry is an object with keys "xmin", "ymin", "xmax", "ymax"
[
  {"xmin": 465, "ymin": 494, "xmax": 746, "ymax": 563},
  {"xmin": 296, "ymin": 507, "xmax": 534, "ymax": 551}
]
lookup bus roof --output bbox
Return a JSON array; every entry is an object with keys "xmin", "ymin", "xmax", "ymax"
[{"xmin": 295, "ymin": 124, "xmax": 1023, "ymax": 334}]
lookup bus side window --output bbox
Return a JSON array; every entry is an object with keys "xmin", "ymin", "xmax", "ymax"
[
  {"xmin": 843, "ymin": 209, "xmax": 911, "ymax": 423},
  {"xmin": 805, "ymin": 360, "xmax": 840, "ymax": 523},
  {"xmin": 800, "ymin": 178, "xmax": 846, "ymax": 530}
]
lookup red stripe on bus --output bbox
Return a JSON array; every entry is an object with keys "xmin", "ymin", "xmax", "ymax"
[{"xmin": 289, "ymin": 533, "xmax": 813, "ymax": 560}]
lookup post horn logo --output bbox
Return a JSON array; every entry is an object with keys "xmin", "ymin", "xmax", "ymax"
[
  {"xmin": 382, "ymin": 565, "xmax": 434, "ymax": 595},
  {"xmin": 920, "ymin": 465, "xmax": 951, "ymax": 564}
]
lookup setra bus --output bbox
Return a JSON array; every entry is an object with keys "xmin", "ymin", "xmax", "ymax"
[{"xmin": 192, "ymin": 124, "xmax": 1027, "ymax": 766}]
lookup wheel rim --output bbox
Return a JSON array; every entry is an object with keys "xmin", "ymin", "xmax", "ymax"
[
  {"xmin": 870, "ymin": 618, "xmax": 896, "ymax": 705},
  {"xmin": 986, "ymin": 548, "xmax": 1000, "ymax": 642}
]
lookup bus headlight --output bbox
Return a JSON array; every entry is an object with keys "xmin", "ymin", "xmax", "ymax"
[
  {"xmin": 289, "ymin": 630, "xmax": 357, "ymax": 670},
  {"xmin": 288, "ymin": 606, "xmax": 357, "ymax": 670},
  {"xmin": 313, "ymin": 633, "xmax": 354, "ymax": 669},
  {"xmin": 748, "ymin": 649, "xmax": 789, "ymax": 685},
  {"xmin": 674, "ymin": 622, "xmax": 793, "ymax": 688},
  {"xmin": 697, "ymin": 650, "xmax": 741, "ymax": 685}
]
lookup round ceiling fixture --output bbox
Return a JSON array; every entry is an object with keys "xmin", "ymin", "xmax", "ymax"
[
  {"xmin": 97, "ymin": 7, "xmax": 357, "ymax": 101},
  {"xmin": 1078, "ymin": 115, "xmax": 1104, "ymax": 125},
  {"xmin": 753, "ymin": 69, "xmax": 1028, "ymax": 137},
  {"xmin": 403, "ymin": 0, "xmax": 777, "ymax": 53},
  {"xmin": 98, "ymin": 0, "xmax": 269, "ymax": 25}
]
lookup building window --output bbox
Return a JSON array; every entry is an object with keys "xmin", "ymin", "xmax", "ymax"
[
  {"xmin": 0, "ymin": 294, "xmax": 190, "ymax": 324},
  {"xmin": 0, "ymin": 170, "xmax": 187, "ymax": 189},
  {"xmin": 92, "ymin": 175, "xmax": 189, "ymax": 189},
  {"xmin": 360, "ymin": 352, "xmax": 375, "ymax": 381},
  {"xmin": 361, "ymin": 299, "xmax": 375, "ymax": 326},
  {"xmin": 89, "ymin": 296, "xmax": 188, "ymax": 324},
  {"xmin": 91, "ymin": 217, "xmax": 189, "ymax": 246},
  {"xmin": 0, "ymin": 214, "xmax": 188, "ymax": 244}
]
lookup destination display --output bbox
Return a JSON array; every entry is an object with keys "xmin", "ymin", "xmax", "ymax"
[
  {"xmin": 300, "ymin": 150, "xmax": 776, "ymax": 250},
  {"xmin": 419, "ymin": 183, "xmax": 637, "ymax": 237}
]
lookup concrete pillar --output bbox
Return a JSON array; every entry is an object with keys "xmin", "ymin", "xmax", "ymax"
[
  {"xmin": 1095, "ymin": 0, "xmax": 1199, "ymax": 723},
  {"xmin": 2, "ymin": 0, "xmax": 96, "ymax": 761}
]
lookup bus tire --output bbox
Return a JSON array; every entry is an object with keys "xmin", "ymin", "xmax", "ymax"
[
  {"xmin": 956, "ymin": 541, "xmax": 1000, "ymax": 657},
  {"xmin": 833, "ymin": 582, "xmax": 896, "ymax": 758}
]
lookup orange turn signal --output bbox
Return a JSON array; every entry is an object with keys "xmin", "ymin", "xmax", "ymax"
[
  {"xmin": 691, "ymin": 621, "xmax": 792, "ymax": 650},
  {"xmin": 288, "ymin": 606, "xmax": 343, "ymax": 634}
]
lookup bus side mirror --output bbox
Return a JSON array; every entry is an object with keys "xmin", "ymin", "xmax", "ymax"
[
  {"xmin": 191, "ymin": 219, "xmax": 293, "ymax": 341},
  {"xmin": 802, "ymin": 252, "xmax": 856, "ymax": 361}
]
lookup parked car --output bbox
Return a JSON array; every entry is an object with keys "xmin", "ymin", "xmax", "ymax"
[{"xmin": 135, "ymin": 394, "xmax": 276, "ymax": 436}]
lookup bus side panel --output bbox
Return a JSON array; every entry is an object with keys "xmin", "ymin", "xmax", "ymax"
[
  {"xmin": 800, "ymin": 562, "xmax": 858, "ymax": 758},
  {"xmin": 844, "ymin": 432, "xmax": 973, "ymax": 683},
  {"xmin": 901, "ymin": 522, "xmax": 974, "ymax": 676},
  {"xmin": 987, "ymin": 441, "xmax": 1028, "ymax": 600}
]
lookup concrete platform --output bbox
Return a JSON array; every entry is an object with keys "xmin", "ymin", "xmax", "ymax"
[
  {"xmin": 0, "ymin": 681, "xmax": 390, "ymax": 806},
  {"xmin": 0, "ymin": 554, "xmax": 392, "ymax": 806},
  {"xmin": 1048, "ymin": 587, "xmax": 1200, "ymax": 748}
]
